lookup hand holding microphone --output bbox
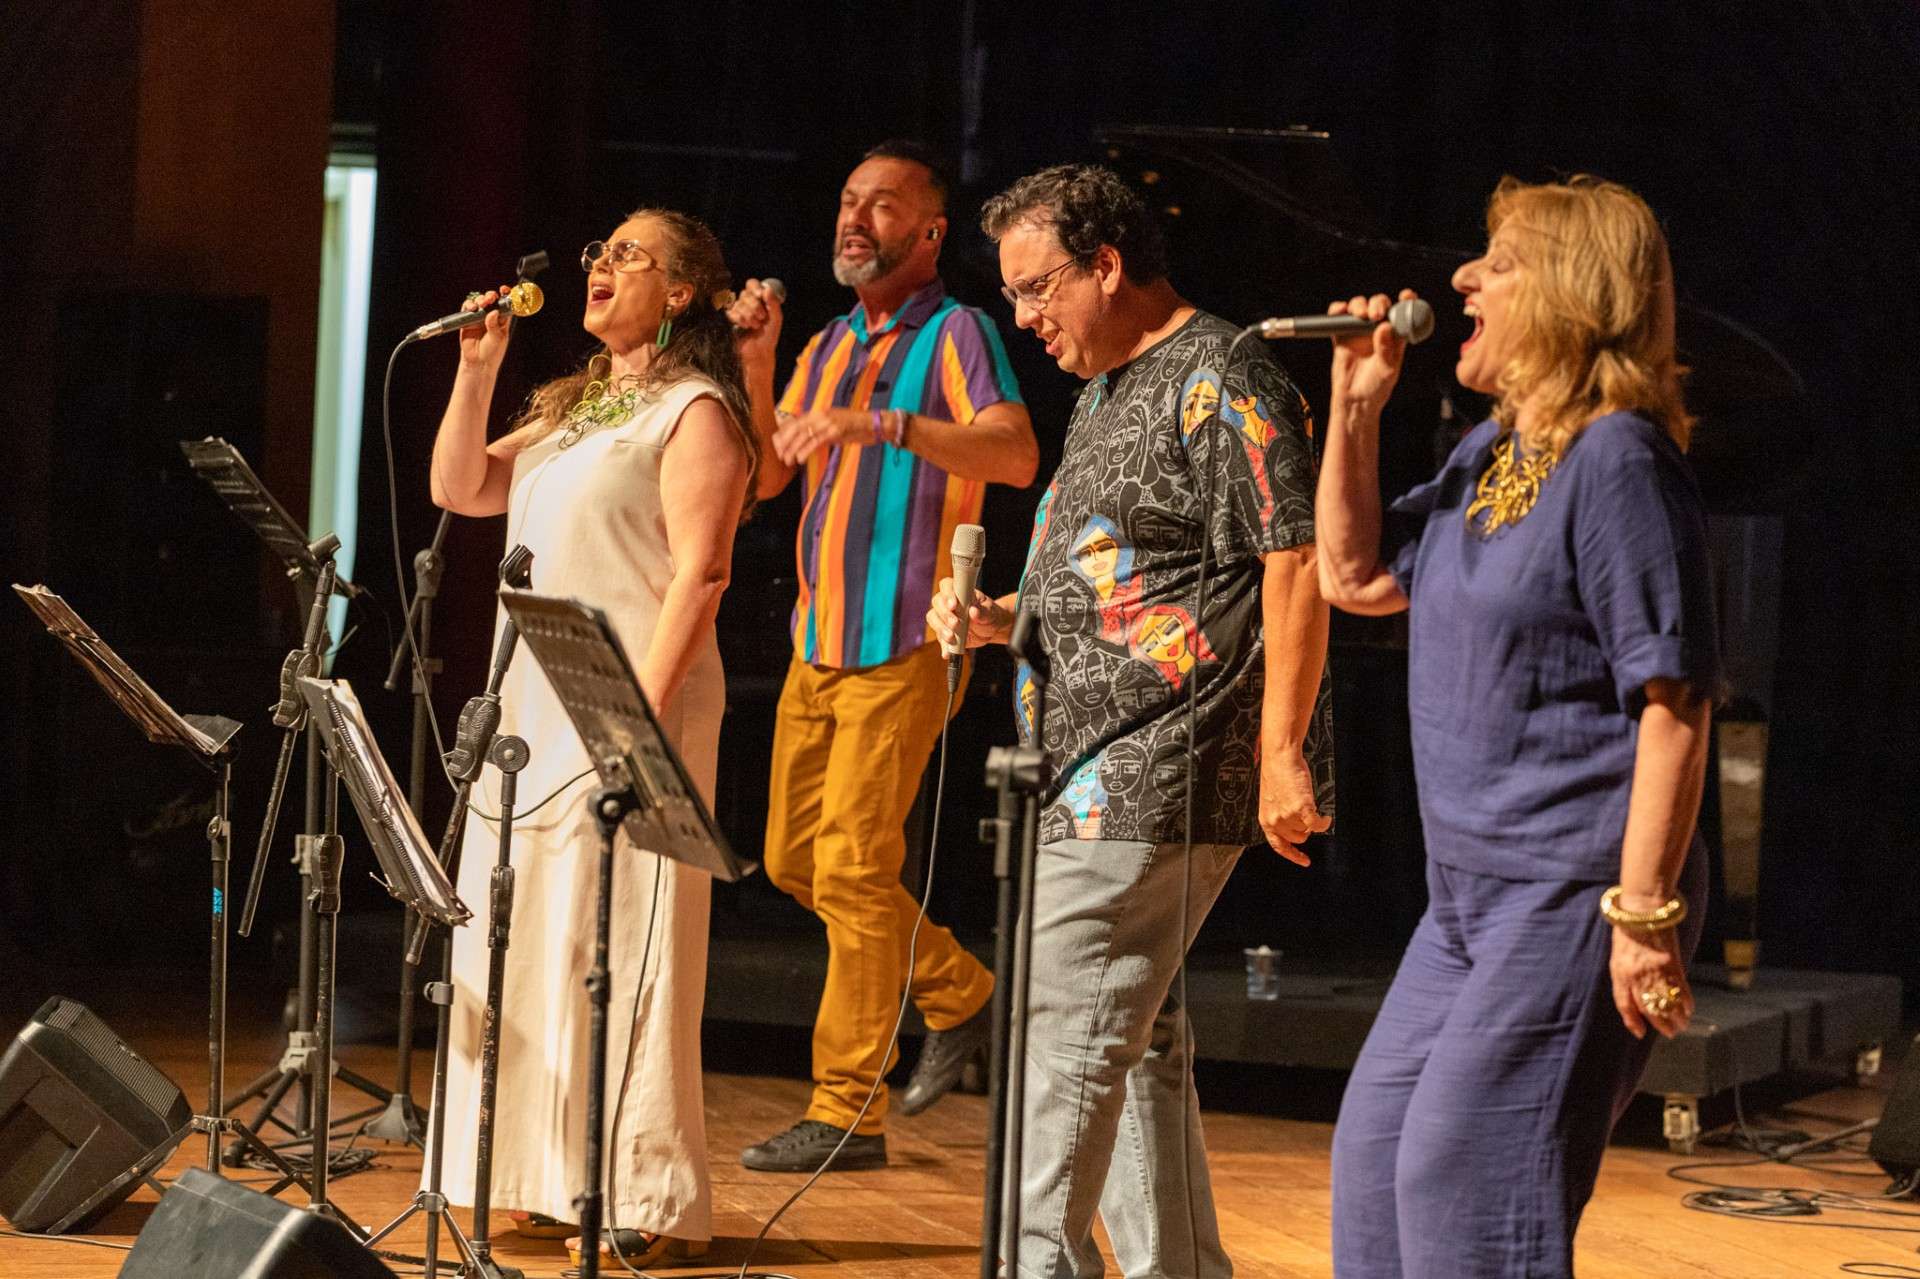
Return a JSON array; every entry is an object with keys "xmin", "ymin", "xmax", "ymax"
[
  {"xmin": 413, "ymin": 280, "xmax": 546, "ymax": 350},
  {"xmin": 930, "ymin": 523, "xmax": 1015, "ymax": 690},
  {"xmin": 1327, "ymin": 289, "xmax": 1424, "ymax": 417},
  {"xmin": 729, "ymin": 277, "xmax": 788, "ymax": 369}
]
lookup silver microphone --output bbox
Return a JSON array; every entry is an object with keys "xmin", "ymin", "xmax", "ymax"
[
  {"xmin": 1254, "ymin": 297, "xmax": 1435, "ymax": 344},
  {"xmin": 945, "ymin": 523, "xmax": 985, "ymax": 691}
]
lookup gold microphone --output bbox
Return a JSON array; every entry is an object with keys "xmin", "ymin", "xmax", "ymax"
[{"xmin": 409, "ymin": 280, "xmax": 545, "ymax": 341}]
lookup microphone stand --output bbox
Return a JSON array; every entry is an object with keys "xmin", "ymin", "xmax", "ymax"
[
  {"xmin": 368, "ymin": 547, "xmax": 531, "ymax": 1279},
  {"xmin": 224, "ymin": 537, "xmax": 370, "ymax": 1228},
  {"xmin": 362, "ymin": 508, "xmax": 451, "ymax": 1148},
  {"xmin": 979, "ymin": 611, "xmax": 1051, "ymax": 1279}
]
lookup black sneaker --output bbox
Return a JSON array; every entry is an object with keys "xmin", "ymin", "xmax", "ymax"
[
  {"xmin": 740, "ymin": 1119, "xmax": 887, "ymax": 1172},
  {"xmin": 900, "ymin": 1001, "xmax": 992, "ymax": 1116}
]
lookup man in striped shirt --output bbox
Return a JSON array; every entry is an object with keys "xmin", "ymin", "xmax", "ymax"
[{"xmin": 729, "ymin": 140, "xmax": 1037, "ymax": 1171}]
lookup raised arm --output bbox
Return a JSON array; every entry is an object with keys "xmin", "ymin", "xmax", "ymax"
[
  {"xmin": 727, "ymin": 281, "xmax": 800, "ymax": 501},
  {"xmin": 642, "ymin": 396, "xmax": 752, "ymax": 714},
  {"xmin": 430, "ymin": 285, "xmax": 519, "ymax": 516},
  {"xmin": 1316, "ymin": 291, "xmax": 1415, "ymax": 616}
]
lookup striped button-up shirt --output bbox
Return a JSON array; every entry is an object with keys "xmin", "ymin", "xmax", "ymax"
[{"xmin": 778, "ymin": 279, "xmax": 1023, "ymax": 669}]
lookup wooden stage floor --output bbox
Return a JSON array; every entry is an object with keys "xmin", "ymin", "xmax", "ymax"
[{"xmin": 2, "ymin": 972, "xmax": 1915, "ymax": 1278}]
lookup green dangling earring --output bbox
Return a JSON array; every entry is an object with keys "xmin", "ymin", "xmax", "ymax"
[{"xmin": 656, "ymin": 311, "xmax": 675, "ymax": 348}]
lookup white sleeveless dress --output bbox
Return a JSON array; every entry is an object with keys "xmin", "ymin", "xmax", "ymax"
[{"xmin": 433, "ymin": 376, "xmax": 727, "ymax": 1239}]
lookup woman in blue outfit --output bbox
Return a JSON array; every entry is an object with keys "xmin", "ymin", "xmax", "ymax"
[{"xmin": 1316, "ymin": 175, "xmax": 1718, "ymax": 1278}]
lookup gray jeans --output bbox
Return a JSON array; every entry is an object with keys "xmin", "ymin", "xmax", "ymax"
[{"xmin": 1016, "ymin": 838, "xmax": 1242, "ymax": 1279}]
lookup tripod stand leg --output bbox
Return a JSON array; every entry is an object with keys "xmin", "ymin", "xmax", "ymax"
[
  {"xmin": 226, "ymin": 1067, "xmax": 299, "ymax": 1164},
  {"xmin": 334, "ymin": 1066, "xmax": 393, "ymax": 1105},
  {"xmin": 220, "ymin": 1062, "xmax": 283, "ymax": 1115}
]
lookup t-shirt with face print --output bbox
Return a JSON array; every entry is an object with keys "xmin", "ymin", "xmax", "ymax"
[{"xmin": 1015, "ymin": 310, "xmax": 1333, "ymax": 847}]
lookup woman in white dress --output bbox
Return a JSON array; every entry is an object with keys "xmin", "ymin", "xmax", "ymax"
[{"xmin": 427, "ymin": 207, "xmax": 756, "ymax": 1267}]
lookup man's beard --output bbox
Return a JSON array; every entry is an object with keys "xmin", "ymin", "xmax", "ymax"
[{"xmin": 832, "ymin": 234, "xmax": 906, "ymax": 286}]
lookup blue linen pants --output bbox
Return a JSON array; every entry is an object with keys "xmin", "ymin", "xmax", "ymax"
[
  {"xmin": 1330, "ymin": 849, "xmax": 1706, "ymax": 1278},
  {"xmin": 1016, "ymin": 838, "xmax": 1244, "ymax": 1279}
]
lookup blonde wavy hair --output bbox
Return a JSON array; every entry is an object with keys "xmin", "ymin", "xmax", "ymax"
[
  {"xmin": 503, "ymin": 207, "xmax": 759, "ymax": 522},
  {"xmin": 1485, "ymin": 175, "xmax": 1693, "ymax": 458}
]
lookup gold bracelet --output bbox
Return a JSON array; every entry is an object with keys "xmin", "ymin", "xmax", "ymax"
[{"xmin": 1599, "ymin": 886, "xmax": 1688, "ymax": 932}]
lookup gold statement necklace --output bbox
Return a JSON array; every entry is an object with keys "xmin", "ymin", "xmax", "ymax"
[
  {"xmin": 1464, "ymin": 432, "xmax": 1558, "ymax": 535},
  {"xmin": 557, "ymin": 366, "xmax": 643, "ymax": 450}
]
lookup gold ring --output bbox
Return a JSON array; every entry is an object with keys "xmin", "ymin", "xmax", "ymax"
[{"xmin": 1639, "ymin": 985, "xmax": 1682, "ymax": 1016}]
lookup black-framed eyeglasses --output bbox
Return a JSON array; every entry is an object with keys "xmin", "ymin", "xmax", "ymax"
[
  {"xmin": 581, "ymin": 239, "xmax": 659, "ymax": 273},
  {"xmin": 999, "ymin": 258, "xmax": 1079, "ymax": 311}
]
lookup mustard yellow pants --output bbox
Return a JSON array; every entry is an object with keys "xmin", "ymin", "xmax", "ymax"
[{"xmin": 762, "ymin": 642, "xmax": 995, "ymax": 1133}]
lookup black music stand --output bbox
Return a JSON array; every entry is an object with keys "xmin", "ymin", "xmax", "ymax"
[
  {"xmin": 180, "ymin": 438, "xmax": 364, "ymax": 600},
  {"xmin": 297, "ymin": 677, "xmax": 470, "ymax": 1238},
  {"xmin": 501, "ymin": 592, "xmax": 754, "ymax": 1279},
  {"xmin": 10, "ymin": 584, "xmax": 317, "ymax": 1226},
  {"xmin": 179, "ymin": 438, "xmax": 393, "ymax": 1163}
]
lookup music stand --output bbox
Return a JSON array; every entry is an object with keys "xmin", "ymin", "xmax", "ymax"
[
  {"xmin": 501, "ymin": 591, "xmax": 753, "ymax": 1279},
  {"xmin": 10, "ymin": 584, "xmax": 316, "ymax": 1227},
  {"xmin": 180, "ymin": 438, "xmax": 363, "ymax": 599},
  {"xmin": 179, "ymin": 438, "xmax": 393, "ymax": 1165},
  {"xmin": 295, "ymin": 677, "xmax": 469, "ymax": 1234}
]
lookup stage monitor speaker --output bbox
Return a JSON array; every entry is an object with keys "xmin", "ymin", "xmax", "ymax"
[
  {"xmin": 1870, "ymin": 1033, "xmax": 1920, "ymax": 1187},
  {"xmin": 0, "ymin": 996, "xmax": 190, "ymax": 1233},
  {"xmin": 118, "ymin": 1165, "xmax": 396, "ymax": 1278}
]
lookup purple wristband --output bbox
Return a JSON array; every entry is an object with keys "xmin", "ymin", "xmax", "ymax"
[{"xmin": 871, "ymin": 410, "xmax": 886, "ymax": 445}]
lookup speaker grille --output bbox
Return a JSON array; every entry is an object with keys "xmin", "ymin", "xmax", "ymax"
[{"xmin": 44, "ymin": 1000, "xmax": 179, "ymax": 1120}]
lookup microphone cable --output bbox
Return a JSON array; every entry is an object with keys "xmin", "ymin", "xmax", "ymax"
[
  {"xmin": 727, "ymin": 682, "xmax": 961, "ymax": 1279},
  {"xmin": 379, "ymin": 335, "xmax": 582, "ymax": 822},
  {"xmin": 565, "ymin": 679, "xmax": 960, "ymax": 1279}
]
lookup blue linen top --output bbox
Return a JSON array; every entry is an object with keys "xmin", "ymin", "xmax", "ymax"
[{"xmin": 1388, "ymin": 411, "xmax": 1720, "ymax": 882}]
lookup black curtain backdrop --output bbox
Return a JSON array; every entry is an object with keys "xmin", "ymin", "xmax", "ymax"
[
  {"xmin": 8, "ymin": 1, "xmax": 1910, "ymax": 996},
  {"xmin": 351, "ymin": 0, "xmax": 1920, "ymax": 983}
]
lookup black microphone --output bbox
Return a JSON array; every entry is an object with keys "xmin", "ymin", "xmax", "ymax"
[
  {"xmin": 945, "ymin": 523, "xmax": 985, "ymax": 692},
  {"xmin": 409, "ymin": 281, "xmax": 546, "ymax": 342},
  {"xmin": 1251, "ymin": 297, "xmax": 1435, "ymax": 344}
]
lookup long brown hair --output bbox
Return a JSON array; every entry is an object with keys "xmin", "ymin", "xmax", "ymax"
[
  {"xmin": 505, "ymin": 208, "xmax": 759, "ymax": 522},
  {"xmin": 1486, "ymin": 175, "xmax": 1693, "ymax": 459}
]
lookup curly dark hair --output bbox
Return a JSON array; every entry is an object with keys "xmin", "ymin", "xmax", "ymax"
[{"xmin": 979, "ymin": 163, "xmax": 1169, "ymax": 284}]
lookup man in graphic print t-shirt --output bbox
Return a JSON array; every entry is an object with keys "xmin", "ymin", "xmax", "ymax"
[{"xmin": 932, "ymin": 164, "xmax": 1332, "ymax": 1278}]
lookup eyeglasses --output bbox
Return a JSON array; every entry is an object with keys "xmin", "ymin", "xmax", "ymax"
[
  {"xmin": 999, "ymin": 258, "xmax": 1079, "ymax": 312},
  {"xmin": 581, "ymin": 239, "xmax": 659, "ymax": 273}
]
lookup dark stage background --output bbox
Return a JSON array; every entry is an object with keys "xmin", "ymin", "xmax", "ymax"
[{"xmin": 3, "ymin": 3, "xmax": 1917, "ymax": 1008}]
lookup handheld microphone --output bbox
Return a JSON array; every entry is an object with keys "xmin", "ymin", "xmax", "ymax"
[
  {"xmin": 409, "ymin": 280, "xmax": 545, "ymax": 341},
  {"xmin": 732, "ymin": 278, "xmax": 788, "ymax": 333},
  {"xmin": 946, "ymin": 523, "xmax": 985, "ymax": 691},
  {"xmin": 1251, "ymin": 297, "xmax": 1434, "ymax": 344}
]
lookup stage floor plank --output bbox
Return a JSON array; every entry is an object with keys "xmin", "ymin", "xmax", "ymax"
[{"xmin": 0, "ymin": 979, "xmax": 1912, "ymax": 1278}]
